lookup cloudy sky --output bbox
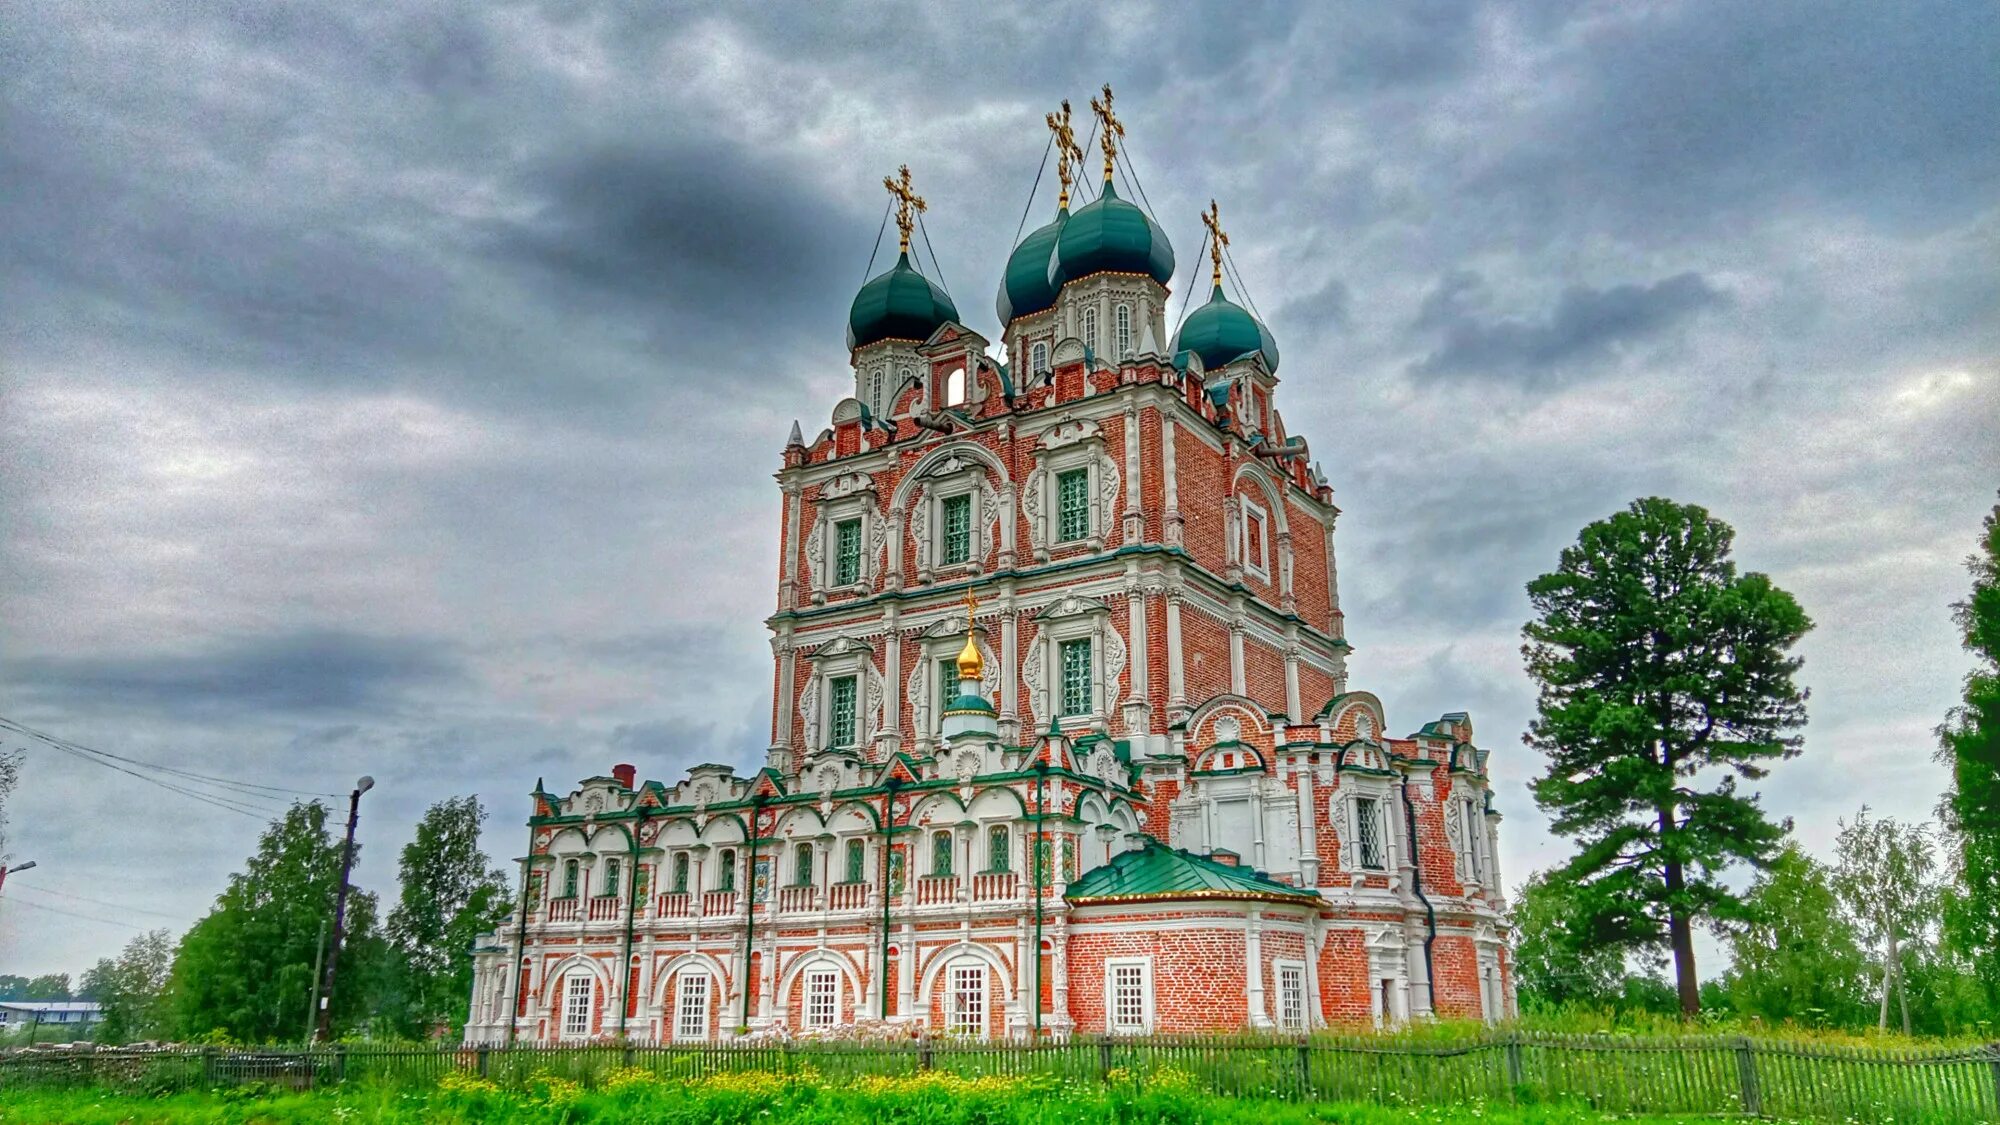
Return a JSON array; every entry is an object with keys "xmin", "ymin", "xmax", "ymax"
[{"xmin": 2, "ymin": 1, "xmax": 1995, "ymax": 977}]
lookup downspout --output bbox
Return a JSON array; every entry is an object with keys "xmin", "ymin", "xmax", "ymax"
[
  {"xmin": 506, "ymin": 819, "xmax": 535, "ymax": 1048},
  {"xmin": 615, "ymin": 808, "xmax": 647, "ymax": 1039},
  {"xmin": 880, "ymin": 776, "xmax": 901, "ymax": 1019},
  {"xmin": 1033, "ymin": 759, "xmax": 1049, "ymax": 1039},
  {"xmin": 740, "ymin": 794, "xmax": 766, "ymax": 1032},
  {"xmin": 1399, "ymin": 773, "xmax": 1438, "ymax": 1017}
]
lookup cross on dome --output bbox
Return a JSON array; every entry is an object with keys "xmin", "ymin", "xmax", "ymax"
[
  {"xmin": 883, "ymin": 164, "xmax": 927, "ymax": 253},
  {"xmin": 1046, "ymin": 100, "xmax": 1082, "ymax": 209},
  {"xmin": 1202, "ymin": 199, "xmax": 1231, "ymax": 289},
  {"xmin": 1089, "ymin": 83, "xmax": 1124, "ymax": 184}
]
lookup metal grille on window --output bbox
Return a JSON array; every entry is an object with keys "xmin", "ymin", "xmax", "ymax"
[
  {"xmin": 939, "ymin": 659, "xmax": 958, "ymax": 732},
  {"xmin": 1115, "ymin": 304, "xmax": 1132, "ymax": 357},
  {"xmin": 932, "ymin": 830, "xmax": 953, "ymax": 876},
  {"xmin": 845, "ymin": 838, "xmax": 865, "ymax": 883},
  {"xmin": 988, "ymin": 825, "xmax": 1010, "ymax": 872},
  {"xmin": 1356, "ymin": 797, "xmax": 1385, "ymax": 870},
  {"xmin": 562, "ymin": 974, "xmax": 593, "ymax": 1038},
  {"xmin": 604, "ymin": 858, "xmax": 621, "ymax": 898},
  {"xmin": 834, "ymin": 519, "xmax": 862, "ymax": 586},
  {"xmin": 941, "ymin": 494, "xmax": 972, "ymax": 565},
  {"xmin": 672, "ymin": 853, "xmax": 689, "ymax": 893},
  {"xmin": 716, "ymin": 849, "xmax": 736, "ymax": 892},
  {"xmin": 828, "ymin": 675, "xmax": 858, "ymax": 748},
  {"xmin": 805, "ymin": 970, "xmax": 838, "ymax": 1028},
  {"xmin": 1111, "ymin": 963, "xmax": 1146, "ymax": 1032},
  {"xmin": 1278, "ymin": 965, "xmax": 1305, "ymax": 1030},
  {"xmin": 1059, "ymin": 638, "xmax": 1093, "ymax": 716},
  {"xmin": 949, "ymin": 965, "xmax": 986, "ymax": 1035},
  {"xmin": 793, "ymin": 842, "xmax": 813, "ymax": 887},
  {"xmin": 675, "ymin": 972, "xmax": 708, "ymax": 1041},
  {"xmin": 562, "ymin": 859, "xmax": 579, "ymax": 898},
  {"xmin": 1056, "ymin": 469, "xmax": 1089, "ymax": 542}
]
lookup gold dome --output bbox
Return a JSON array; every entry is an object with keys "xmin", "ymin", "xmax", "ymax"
[{"xmin": 955, "ymin": 632, "xmax": 983, "ymax": 680}]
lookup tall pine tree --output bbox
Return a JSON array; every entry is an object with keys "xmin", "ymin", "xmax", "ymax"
[
  {"xmin": 1524, "ymin": 497, "xmax": 1811, "ymax": 1016},
  {"xmin": 1938, "ymin": 493, "xmax": 2000, "ymax": 1004}
]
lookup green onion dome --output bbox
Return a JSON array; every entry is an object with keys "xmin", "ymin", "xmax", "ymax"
[
  {"xmin": 942, "ymin": 692, "xmax": 997, "ymax": 717},
  {"xmin": 1172, "ymin": 284, "xmax": 1279, "ymax": 373},
  {"xmin": 1047, "ymin": 181, "xmax": 1174, "ymax": 291},
  {"xmin": 848, "ymin": 252, "xmax": 960, "ymax": 350},
  {"xmin": 996, "ymin": 209, "xmax": 1067, "ymax": 325}
]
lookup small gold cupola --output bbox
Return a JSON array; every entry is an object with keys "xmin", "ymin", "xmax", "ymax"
[{"xmin": 955, "ymin": 587, "xmax": 984, "ymax": 681}]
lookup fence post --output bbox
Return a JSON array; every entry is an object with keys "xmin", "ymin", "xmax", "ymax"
[
  {"xmin": 1297, "ymin": 1040, "xmax": 1312, "ymax": 1098},
  {"xmin": 200, "ymin": 1045, "xmax": 216, "ymax": 1088},
  {"xmin": 476, "ymin": 1045, "xmax": 490, "ymax": 1079},
  {"xmin": 1098, "ymin": 1037, "xmax": 1113, "ymax": 1084},
  {"xmin": 1733, "ymin": 1037, "xmax": 1761, "ymax": 1117},
  {"xmin": 623, "ymin": 1041, "xmax": 636, "ymax": 1069},
  {"xmin": 918, "ymin": 1037, "xmax": 934, "ymax": 1071},
  {"xmin": 1987, "ymin": 1042, "xmax": 2000, "ymax": 1116},
  {"xmin": 1505, "ymin": 1033, "xmax": 1524, "ymax": 1099},
  {"xmin": 333, "ymin": 1044, "xmax": 348, "ymax": 1086}
]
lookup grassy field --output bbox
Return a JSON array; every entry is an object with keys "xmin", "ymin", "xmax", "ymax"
[{"xmin": 0, "ymin": 1068, "xmax": 1865, "ymax": 1125}]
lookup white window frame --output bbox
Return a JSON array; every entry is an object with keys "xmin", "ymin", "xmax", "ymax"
[
  {"xmin": 560, "ymin": 972, "xmax": 595, "ymax": 1040},
  {"xmin": 1054, "ymin": 466, "xmax": 1091, "ymax": 544},
  {"xmin": 826, "ymin": 674, "xmax": 859, "ymax": 750},
  {"xmin": 1058, "ymin": 636, "xmax": 1094, "ymax": 717},
  {"xmin": 1105, "ymin": 957, "xmax": 1153, "ymax": 1034},
  {"xmin": 921, "ymin": 464, "xmax": 990, "ymax": 576},
  {"xmin": 1353, "ymin": 795, "xmax": 1388, "ymax": 872},
  {"xmin": 1026, "ymin": 422, "xmax": 1112, "ymax": 561},
  {"xmin": 1275, "ymin": 960, "xmax": 1308, "ymax": 1031},
  {"xmin": 943, "ymin": 365, "xmax": 968, "ymax": 407},
  {"xmin": 1115, "ymin": 303, "xmax": 1132, "ymax": 358},
  {"xmin": 1461, "ymin": 795, "xmax": 1484, "ymax": 883},
  {"xmin": 1030, "ymin": 340, "xmax": 1049, "ymax": 376},
  {"xmin": 813, "ymin": 492, "xmax": 878, "ymax": 597},
  {"xmin": 675, "ymin": 971, "xmax": 710, "ymax": 1042},
  {"xmin": 807, "ymin": 638, "xmax": 876, "ymax": 754},
  {"xmin": 1080, "ymin": 306, "xmax": 1098, "ymax": 354},
  {"xmin": 947, "ymin": 963, "xmax": 987, "ymax": 1036},
  {"xmin": 804, "ymin": 968, "xmax": 840, "ymax": 1029},
  {"xmin": 1032, "ymin": 602, "xmax": 1110, "ymax": 730},
  {"xmin": 1241, "ymin": 496, "xmax": 1270, "ymax": 580}
]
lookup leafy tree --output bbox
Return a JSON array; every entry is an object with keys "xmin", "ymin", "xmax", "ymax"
[
  {"xmin": 1722, "ymin": 843, "xmax": 1867, "ymax": 1027},
  {"xmin": 166, "ymin": 801, "xmax": 383, "ymax": 1042},
  {"xmin": 1832, "ymin": 807, "xmax": 1939, "ymax": 1034},
  {"xmin": 1523, "ymin": 497, "xmax": 1812, "ymax": 1017},
  {"xmin": 0, "ymin": 747, "xmax": 20, "ymax": 867},
  {"xmin": 1938, "ymin": 493, "xmax": 2000, "ymax": 1005},
  {"xmin": 15, "ymin": 973, "xmax": 71, "ymax": 1001},
  {"xmin": 1511, "ymin": 869, "xmax": 1625, "ymax": 1010},
  {"xmin": 79, "ymin": 929, "xmax": 175, "ymax": 1043},
  {"xmin": 382, "ymin": 796, "xmax": 510, "ymax": 1038}
]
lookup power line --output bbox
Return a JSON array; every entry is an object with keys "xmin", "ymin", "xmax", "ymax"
[
  {"xmin": 3, "ymin": 896, "xmax": 151, "ymax": 933},
  {"xmin": 0, "ymin": 715, "xmax": 338, "ymax": 803},
  {"xmin": 11, "ymin": 884, "xmax": 187, "ymax": 923},
  {"xmin": 860, "ymin": 195, "xmax": 892, "ymax": 282},
  {"xmin": 0, "ymin": 721, "xmax": 287, "ymax": 820},
  {"xmin": 1222, "ymin": 241, "xmax": 1268, "ymax": 325},
  {"xmin": 1115, "ymin": 144, "xmax": 1163, "ymax": 226},
  {"xmin": 1011, "ymin": 131, "xmax": 1056, "ymax": 246},
  {"xmin": 915, "ymin": 208, "xmax": 951, "ymax": 299},
  {"xmin": 1175, "ymin": 230, "xmax": 1210, "ymax": 333}
]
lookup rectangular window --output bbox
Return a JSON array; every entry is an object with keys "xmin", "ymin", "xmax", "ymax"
[
  {"xmin": 561, "ymin": 974, "xmax": 594, "ymax": 1039},
  {"xmin": 1463, "ymin": 798, "xmax": 1482, "ymax": 880},
  {"xmin": 604, "ymin": 858, "xmax": 621, "ymax": 898},
  {"xmin": 1115, "ymin": 304, "xmax": 1132, "ymax": 357},
  {"xmin": 793, "ymin": 842, "xmax": 814, "ymax": 887},
  {"xmin": 939, "ymin": 658, "xmax": 959, "ymax": 733},
  {"xmin": 716, "ymin": 850, "xmax": 736, "ymax": 892},
  {"xmin": 1109, "ymin": 961, "xmax": 1148, "ymax": 1033},
  {"xmin": 675, "ymin": 972, "xmax": 709, "ymax": 1042},
  {"xmin": 1056, "ymin": 468, "xmax": 1090, "ymax": 543},
  {"xmin": 932, "ymin": 830, "xmax": 954, "ymax": 877},
  {"xmin": 987, "ymin": 825, "xmax": 1010, "ymax": 872},
  {"xmin": 949, "ymin": 965, "xmax": 986, "ymax": 1036},
  {"xmin": 1244, "ymin": 504, "xmax": 1268, "ymax": 577},
  {"xmin": 845, "ymin": 838, "xmax": 865, "ymax": 884},
  {"xmin": 1356, "ymin": 797, "xmax": 1386, "ymax": 870},
  {"xmin": 941, "ymin": 494, "xmax": 972, "ymax": 565},
  {"xmin": 834, "ymin": 518, "xmax": 862, "ymax": 586},
  {"xmin": 1277, "ymin": 964, "xmax": 1306, "ymax": 1031},
  {"xmin": 671, "ymin": 853, "xmax": 689, "ymax": 894},
  {"xmin": 1034, "ymin": 836, "xmax": 1052, "ymax": 887},
  {"xmin": 805, "ymin": 970, "xmax": 838, "ymax": 1028},
  {"xmin": 828, "ymin": 675, "xmax": 858, "ymax": 748},
  {"xmin": 1081, "ymin": 307, "xmax": 1098, "ymax": 353},
  {"xmin": 1059, "ymin": 638, "xmax": 1093, "ymax": 716}
]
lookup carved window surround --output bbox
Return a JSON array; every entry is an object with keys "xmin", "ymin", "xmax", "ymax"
[
  {"xmin": 1024, "ymin": 417, "xmax": 1120, "ymax": 562},
  {"xmin": 1020, "ymin": 595, "xmax": 1126, "ymax": 734},
  {"xmin": 807, "ymin": 473, "xmax": 883, "ymax": 604}
]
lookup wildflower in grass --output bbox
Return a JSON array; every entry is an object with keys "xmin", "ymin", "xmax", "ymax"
[
  {"xmin": 526, "ymin": 1069, "xmax": 584, "ymax": 1107},
  {"xmin": 603, "ymin": 1065, "xmax": 664, "ymax": 1092},
  {"xmin": 434, "ymin": 1070, "xmax": 501, "ymax": 1097}
]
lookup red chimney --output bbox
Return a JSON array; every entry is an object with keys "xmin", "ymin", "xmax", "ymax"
[{"xmin": 611, "ymin": 763, "xmax": 636, "ymax": 790}]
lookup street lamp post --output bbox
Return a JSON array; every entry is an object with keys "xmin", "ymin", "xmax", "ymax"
[
  {"xmin": 0, "ymin": 859, "xmax": 37, "ymax": 893},
  {"xmin": 315, "ymin": 776, "xmax": 373, "ymax": 1043}
]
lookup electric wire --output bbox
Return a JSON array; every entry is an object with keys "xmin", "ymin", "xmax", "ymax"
[
  {"xmin": 1116, "ymin": 146, "xmax": 1164, "ymax": 227},
  {"xmin": 1222, "ymin": 240, "xmax": 1268, "ymax": 325},
  {"xmin": 10, "ymin": 884, "xmax": 187, "ymax": 922},
  {"xmin": 1175, "ymin": 230, "xmax": 1210, "ymax": 333},
  {"xmin": 1011, "ymin": 131, "xmax": 1056, "ymax": 246},
  {"xmin": 3, "ymin": 896, "xmax": 152, "ymax": 932},
  {"xmin": 2, "ymin": 728, "xmax": 291, "ymax": 820},
  {"xmin": 1075, "ymin": 117, "xmax": 1100, "ymax": 204},
  {"xmin": 0, "ymin": 716, "xmax": 339, "ymax": 803},
  {"xmin": 860, "ymin": 196, "xmax": 892, "ymax": 282},
  {"xmin": 915, "ymin": 208, "xmax": 951, "ymax": 299}
]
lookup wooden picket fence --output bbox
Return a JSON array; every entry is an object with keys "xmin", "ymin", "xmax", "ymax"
[{"xmin": 2, "ymin": 1033, "xmax": 1997, "ymax": 1122}]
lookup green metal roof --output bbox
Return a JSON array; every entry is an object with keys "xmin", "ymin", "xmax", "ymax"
[
  {"xmin": 942, "ymin": 692, "xmax": 996, "ymax": 715},
  {"xmin": 1048, "ymin": 181, "xmax": 1174, "ymax": 290},
  {"xmin": 1064, "ymin": 838, "xmax": 1319, "ymax": 906},
  {"xmin": 1173, "ymin": 284, "xmax": 1279, "ymax": 373},
  {"xmin": 996, "ymin": 208, "xmax": 1066, "ymax": 324},
  {"xmin": 849, "ymin": 252, "xmax": 959, "ymax": 350}
]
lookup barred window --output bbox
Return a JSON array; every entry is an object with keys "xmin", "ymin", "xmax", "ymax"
[
  {"xmin": 1059, "ymin": 638, "xmax": 1093, "ymax": 716},
  {"xmin": 941, "ymin": 494, "xmax": 972, "ymax": 565},
  {"xmin": 987, "ymin": 825, "xmax": 1010, "ymax": 872},
  {"xmin": 834, "ymin": 518, "xmax": 862, "ymax": 586},
  {"xmin": 1356, "ymin": 797, "xmax": 1386, "ymax": 870},
  {"xmin": 1115, "ymin": 303, "xmax": 1132, "ymax": 357},
  {"xmin": 938, "ymin": 658, "xmax": 959, "ymax": 732},
  {"xmin": 1109, "ymin": 962, "xmax": 1148, "ymax": 1033},
  {"xmin": 716, "ymin": 849, "xmax": 736, "ymax": 893},
  {"xmin": 828, "ymin": 675, "xmax": 858, "ymax": 748},
  {"xmin": 804, "ymin": 970, "xmax": 838, "ymax": 1028},
  {"xmin": 948, "ymin": 964, "xmax": 986, "ymax": 1036},
  {"xmin": 672, "ymin": 853, "xmax": 689, "ymax": 894},
  {"xmin": 1277, "ymin": 964, "xmax": 1306, "ymax": 1031},
  {"xmin": 793, "ymin": 842, "xmax": 814, "ymax": 887},
  {"xmin": 675, "ymin": 971, "xmax": 709, "ymax": 1042},
  {"xmin": 931, "ymin": 830, "xmax": 954, "ymax": 877},
  {"xmin": 561, "ymin": 859, "xmax": 579, "ymax": 899},
  {"xmin": 1056, "ymin": 469, "xmax": 1090, "ymax": 543},
  {"xmin": 561, "ymin": 974, "xmax": 593, "ymax": 1039},
  {"xmin": 603, "ymin": 858, "xmax": 621, "ymax": 898},
  {"xmin": 845, "ymin": 838, "xmax": 865, "ymax": 884}
]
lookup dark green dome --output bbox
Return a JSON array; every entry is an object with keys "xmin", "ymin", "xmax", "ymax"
[
  {"xmin": 943, "ymin": 692, "xmax": 997, "ymax": 716},
  {"xmin": 1172, "ymin": 285, "xmax": 1279, "ymax": 373},
  {"xmin": 848, "ymin": 252, "xmax": 960, "ymax": 350},
  {"xmin": 1047, "ymin": 181, "xmax": 1174, "ymax": 291},
  {"xmin": 996, "ymin": 209, "xmax": 1066, "ymax": 325}
]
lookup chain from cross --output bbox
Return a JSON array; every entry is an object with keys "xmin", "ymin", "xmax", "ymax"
[
  {"xmin": 1089, "ymin": 83, "xmax": 1123, "ymax": 183},
  {"xmin": 1046, "ymin": 100, "xmax": 1082, "ymax": 208},
  {"xmin": 1202, "ymin": 199, "xmax": 1230, "ymax": 289},
  {"xmin": 883, "ymin": 164, "xmax": 927, "ymax": 253}
]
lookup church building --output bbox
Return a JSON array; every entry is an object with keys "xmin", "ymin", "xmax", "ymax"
[{"xmin": 465, "ymin": 88, "xmax": 1513, "ymax": 1044}]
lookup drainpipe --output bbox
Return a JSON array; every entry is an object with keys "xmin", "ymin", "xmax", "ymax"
[
  {"xmin": 616, "ymin": 808, "xmax": 647, "ymax": 1039},
  {"xmin": 740, "ymin": 794, "xmax": 766, "ymax": 1032},
  {"xmin": 1399, "ymin": 773, "xmax": 1437, "ymax": 1017},
  {"xmin": 506, "ymin": 819, "xmax": 535, "ymax": 1048},
  {"xmin": 880, "ymin": 776, "xmax": 901, "ymax": 1019},
  {"xmin": 1032, "ymin": 759, "xmax": 1049, "ymax": 1039}
]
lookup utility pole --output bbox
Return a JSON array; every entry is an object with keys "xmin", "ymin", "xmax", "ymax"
[
  {"xmin": 303, "ymin": 918, "xmax": 328, "ymax": 1041},
  {"xmin": 315, "ymin": 776, "xmax": 373, "ymax": 1043}
]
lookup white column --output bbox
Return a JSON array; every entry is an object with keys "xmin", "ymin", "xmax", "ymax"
[
  {"xmin": 1277, "ymin": 530, "xmax": 1296, "ymax": 614},
  {"xmin": 886, "ymin": 506, "xmax": 906, "ymax": 590},
  {"xmin": 1162, "ymin": 418, "xmax": 1182, "ymax": 547},
  {"xmin": 999, "ymin": 478, "xmax": 1018, "ymax": 569},
  {"xmin": 1165, "ymin": 588, "xmax": 1186, "ymax": 719},
  {"xmin": 1245, "ymin": 912, "xmax": 1269, "ymax": 1027},
  {"xmin": 898, "ymin": 922, "xmax": 917, "ymax": 1017},
  {"xmin": 1121, "ymin": 406, "xmax": 1141, "ymax": 542},
  {"xmin": 882, "ymin": 617, "xmax": 902, "ymax": 752},
  {"xmin": 781, "ymin": 483, "xmax": 803, "ymax": 610},
  {"xmin": 1125, "ymin": 578, "xmax": 1149, "ymax": 734},
  {"xmin": 1297, "ymin": 766, "xmax": 1319, "ymax": 885},
  {"xmin": 1283, "ymin": 643, "xmax": 1302, "ymax": 725},
  {"xmin": 1001, "ymin": 596, "xmax": 1020, "ymax": 740},
  {"xmin": 1229, "ymin": 621, "xmax": 1247, "ymax": 697},
  {"xmin": 1324, "ymin": 519, "xmax": 1340, "ymax": 620}
]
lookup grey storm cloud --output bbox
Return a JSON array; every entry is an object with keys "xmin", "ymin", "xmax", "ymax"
[
  {"xmin": 1410, "ymin": 271, "xmax": 1730, "ymax": 384},
  {"xmin": 0, "ymin": 0, "xmax": 1995, "ymax": 975}
]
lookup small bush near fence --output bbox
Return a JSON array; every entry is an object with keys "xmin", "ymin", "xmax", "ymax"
[{"xmin": 1, "ymin": 1033, "xmax": 1997, "ymax": 1123}]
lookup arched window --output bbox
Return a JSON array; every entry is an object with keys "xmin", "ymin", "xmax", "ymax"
[
  {"xmin": 1115, "ymin": 304, "xmax": 1132, "ymax": 357},
  {"xmin": 1030, "ymin": 341, "xmax": 1049, "ymax": 375},
  {"xmin": 867, "ymin": 369, "xmax": 883, "ymax": 412},
  {"xmin": 931, "ymin": 830, "xmax": 954, "ymax": 877},
  {"xmin": 716, "ymin": 849, "xmax": 737, "ymax": 892},
  {"xmin": 945, "ymin": 366, "xmax": 967, "ymax": 406},
  {"xmin": 1080, "ymin": 307, "xmax": 1098, "ymax": 354},
  {"xmin": 793, "ymin": 842, "xmax": 814, "ymax": 886},
  {"xmin": 987, "ymin": 825, "xmax": 1010, "ymax": 872}
]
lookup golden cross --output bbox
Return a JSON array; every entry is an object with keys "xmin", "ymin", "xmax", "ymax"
[
  {"xmin": 883, "ymin": 164, "xmax": 926, "ymax": 253},
  {"xmin": 1202, "ymin": 199, "xmax": 1230, "ymax": 289},
  {"xmin": 1089, "ymin": 83, "xmax": 1124, "ymax": 184},
  {"xmin": 963, "ymin": 584, "xmax": 979, "ymax": 626},
  {"xmin": 1046, "ymin": 100, "xmax": 1081, "ymax": 209}
]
